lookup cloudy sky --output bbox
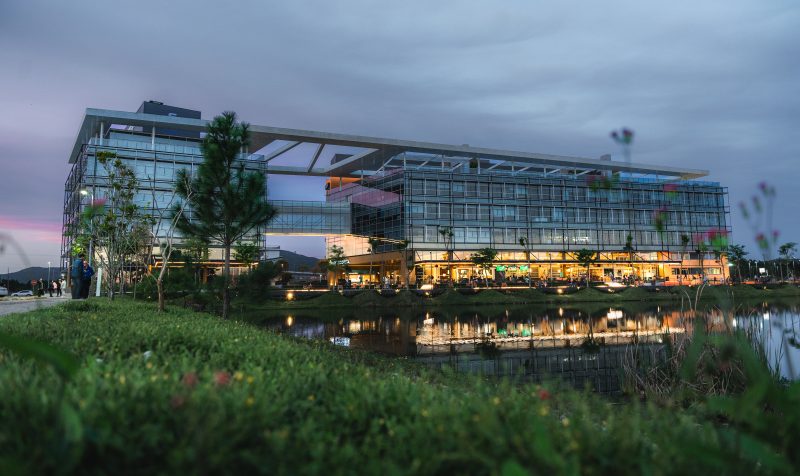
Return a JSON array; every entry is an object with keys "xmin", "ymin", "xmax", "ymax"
[{"xmin": 1, "ymin": 0, "xmax": 798, "ymax": 271}]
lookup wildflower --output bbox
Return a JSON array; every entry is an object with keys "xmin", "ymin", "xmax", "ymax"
[
  {"xmin": 182, "ymin": 372, "xmax": 198, "ymax": 388},
  {"xmin": 492, "ymin": 397, "xmax": 501, "ymax": 406},
  {"xmin": 538, "ymin": 389, "xmax": 551, "ymax": 400},
  {"xmin": 146, "ymin": 362, "xmax": 153, "ymax": 370},
  {"xmin": 118, "ymin": 375, "xmax": 126, "ymax": 385},
  {"xmin": 245, "ymin": 397, "xmax": 255, "ymax": 407},
  {"xmin": 234, "ymin": 371, "xmax": 244, "ymax": 382},
  {"xmin": 562, "ymin": 417, "xmax": 570, "ymax": 427},
  {"xmin": 739, "ymin": 202, "xmax": 749, "ymax": 219},
  {"xmin": 307, "ymin": 394, "xmax": 315, "ymax": 401},
  {"xmin": 214, "ymin": 371, "xmax": 231, "ymax": 387},
  {"xmin": 246, "ymin": 376, "xmax": 254, "ymax": 384}
]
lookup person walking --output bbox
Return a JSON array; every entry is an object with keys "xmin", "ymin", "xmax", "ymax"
[
  {"xmin": 71, "ymin": 253, "xmax": 85, "ymax": 299},
  {"xmin": 49, "ymin": 281, "xmax": 54, "ymax": 297},
  {"xmin": 56, "ymin": 279, "xmax": 62, "ymax": 297},
  {"xmin": 80, "ymin": 259, "xmax": 95, "ymax": 299}
]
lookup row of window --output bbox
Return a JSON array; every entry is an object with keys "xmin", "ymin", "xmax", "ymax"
[
  {"xmin": 408, "ymin": 203, "xmax": 726, "ymax": 227},
  {"xmin": 408, "ymin": 179, "xmax": 724, "ymax": 206},
  {"xmin": 409, "ymin": 226, "xmax": 721, "ymax": 247}
]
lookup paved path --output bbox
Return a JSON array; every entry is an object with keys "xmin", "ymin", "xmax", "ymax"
[{"xmin": 0, "ymin": 296, "xmax": 70, "ymax": 317}]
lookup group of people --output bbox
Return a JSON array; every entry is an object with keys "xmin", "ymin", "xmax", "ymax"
[{"xmin": 70, "ymin": 253, "xmax": 95, "ymax": 299}]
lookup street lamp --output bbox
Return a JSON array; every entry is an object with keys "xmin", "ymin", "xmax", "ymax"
[{"xmin": 80, "ymin": 189, "xmax": 94, "ymax": 266}]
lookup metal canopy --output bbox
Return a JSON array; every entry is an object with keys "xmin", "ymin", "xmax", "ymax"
[{"xmin": 69, "ymin": 108, "xmax": 709, "ymax": 180}]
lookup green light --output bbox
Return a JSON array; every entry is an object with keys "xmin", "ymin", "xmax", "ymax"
[
  {"xmin": 495, "ymin": 265, "xmax": 507, "ymax": 271},
  {"xmin": 519, "ymin": 265, "xmax": 529, "ymax": 271}
]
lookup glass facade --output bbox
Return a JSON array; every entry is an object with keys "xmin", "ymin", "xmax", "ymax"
[
  {"xmin": 326, "ymin": 155, "xmax": 729, "ymax": 286},
  {"xmin": 62, "ymin": 130, "xmax": 269, "ymax": 265},
  {"xmin": 63, "ymin": 105, "xmax": 729, "ymax": 286}
]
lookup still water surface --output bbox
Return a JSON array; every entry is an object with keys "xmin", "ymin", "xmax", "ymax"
[{"xmin": 246, "ymin": 300, "xmax": 800, "ymax": 393}]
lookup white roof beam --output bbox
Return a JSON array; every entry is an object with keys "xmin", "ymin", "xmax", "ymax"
[
  {"xmin": 263, "ymin": 141, "xmax": 301, "ymax": 163},
  {"xmin": 306, "ymin": 143, "xmax": 325, "ymax": 173}
]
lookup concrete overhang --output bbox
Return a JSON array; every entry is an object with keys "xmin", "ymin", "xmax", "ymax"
[{"xmin": 69, "ymin": 108, "xmax": 709, "ymax": 180}]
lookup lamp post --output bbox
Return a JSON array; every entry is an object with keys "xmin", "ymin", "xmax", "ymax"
[{"xmin": 80, "ymin": 189, "xmax": 94, "ymax": 266}]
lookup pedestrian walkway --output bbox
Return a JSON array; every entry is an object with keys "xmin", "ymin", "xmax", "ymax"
[{"xmin": 0, "ymin": 296, "xmax": 69, "ymax": 317}]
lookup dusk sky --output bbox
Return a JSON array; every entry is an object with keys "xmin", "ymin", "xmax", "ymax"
[{"xmin": 1, "ymin": 0, "xmax": 798, "ymax": 272}]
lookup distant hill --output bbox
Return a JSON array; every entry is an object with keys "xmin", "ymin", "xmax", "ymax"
[
  {"xmin": 3, "ymin": 266, "xmax": 67, "ymax": 283},
  {"xmin": 3, "ymin": 252, "xmax": 320, "ymax": 283},
  {"xmin": 278, "ymin": 250, "xmax": 321, "ymax": 271}
]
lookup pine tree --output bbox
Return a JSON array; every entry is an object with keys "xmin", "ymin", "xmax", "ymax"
[{"xmin": 173, "ymin": 112, "xmax": 276, "ymax": 319}]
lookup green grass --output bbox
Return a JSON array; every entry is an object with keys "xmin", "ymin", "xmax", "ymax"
[{"xmin": 1, "ymin": 299, "xmax": 798, "ymax": 475}]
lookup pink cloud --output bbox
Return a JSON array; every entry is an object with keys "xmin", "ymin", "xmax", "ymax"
[{"xmin": 0, "ymin": 216, "xmax": 62, "ymax": 244}]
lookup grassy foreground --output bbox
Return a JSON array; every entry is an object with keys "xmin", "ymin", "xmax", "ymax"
[{"xmin": 1, "ymin": 300, "xmax": 798, "ymax": 475}]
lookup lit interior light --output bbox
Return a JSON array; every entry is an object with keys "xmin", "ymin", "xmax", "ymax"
[{"xmin": 607, "ymin": 309, "xmax": 623, "ymax": 320}]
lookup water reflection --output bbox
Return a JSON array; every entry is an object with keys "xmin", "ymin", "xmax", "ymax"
[{"xmin": 249, "ymin": 300, "xmax": 800, "ymax": 392}]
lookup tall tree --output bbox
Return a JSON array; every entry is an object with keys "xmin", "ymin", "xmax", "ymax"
[
  {"xmin": 778, "ymin": 242, "xmax": 797, "ymax": 282},
  {"xmin": 519, "ymin": 236, "xmax": 532, "ymax": 287},
  {"xmin": 438, "ymin": 226, "xmax": 454, "ymax": 286},
  {"xmin": 326, "ymin": 245, "xmax": 347, "ymax": 287},
  {"xmin": 396, "ymin": 239, "xmax": 412, "ymax": 288},
  {"xmin": 575, "ymin": 249, "xmax": 598, "ymax": 286},
  {"xmin": 367, "ymin": 237, "xmax": 382, "ymax": 287},
  {"xmin": 679, "ymin": 234, "xmax": 691, "ymax": 285},
  {"xmin": 470, "ymin": 247, "xmax": 498, "ymax": 287},
  {"xmin": 173, "ymin": 112, "xmax": 276, "ymax": 319},
  {"xmin": 727, "ymin": 244, "xmax": 748, "ymax": 284},
  {"xmin": 86, "ymin": 152, "xmax": 155, "ymax": 300}
]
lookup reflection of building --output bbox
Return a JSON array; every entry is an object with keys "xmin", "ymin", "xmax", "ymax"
[
  {"xmin": 275, "ymin": 308, "xmax": 683, "ymax": 357},
  {"xmin": 62, "ymin": 102, "xmax": 729, "ymax": 283}
]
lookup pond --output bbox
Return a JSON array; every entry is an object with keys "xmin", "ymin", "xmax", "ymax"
[{"xmin": 241, "ymin": 299, "xmax": 800, "ymax": 394}]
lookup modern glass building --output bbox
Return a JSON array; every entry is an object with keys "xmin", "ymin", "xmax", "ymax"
[{"xmin": 63, "ymin": 103, "xmax": 729, "ymax": 286}]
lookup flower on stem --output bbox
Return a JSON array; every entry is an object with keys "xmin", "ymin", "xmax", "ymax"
[
  {"xmin": 214, "ymin": 371, "xmax": 231, "ymax": 387},
  {"xmin": 538, "ymin": 388, "xmax": 551, "ymax": 401},
  {"xmin": 610, "ymin": 128, "xmax": 634, "ymax": 145},
  {"xmin": 182, "ymin": 372, "xmax": 198, "ymax": 389}
]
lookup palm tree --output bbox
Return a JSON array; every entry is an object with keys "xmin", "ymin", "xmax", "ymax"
[
  {"xmin": 173, "ymin": 111, "xmax": 276, "ymax": 319},
  {"xmin": 727, "ymin": 244, "xmax": 748, "ymax": 284},
  {"xmin": 575, "ymin": 249, "xmax": 598, "ymax": 286},
  {"xmin": 470, "ymin": 248, "xmax": 498, "ymax": 287},
  {"xmin": 519, "ymin": 236, "xmax": 532, "ymax": 287},
  {"xmin": 438, "ymin": 226, "xmax": 454, "ymax": 286},
  {"xmin": 623, "ymin": 233, "xmax": 635, "ymax": 281},
  {"xmin": 778, "ymin": 242, "xmax": 797, "ymax": 282},
  {"xmin": 679, "ymin": 234, "xmax": 691, "ymax": 285},
  {"xmin": 367, "ymin": 237, "xmax": 382, "ymax": 287},
  {"xmin": 396, "ymin": 239, "xmax": 411, "ymax": 288},
  {"xmin": 327, "ymin": 245, "xmax": 347, "ymax": 288}
]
